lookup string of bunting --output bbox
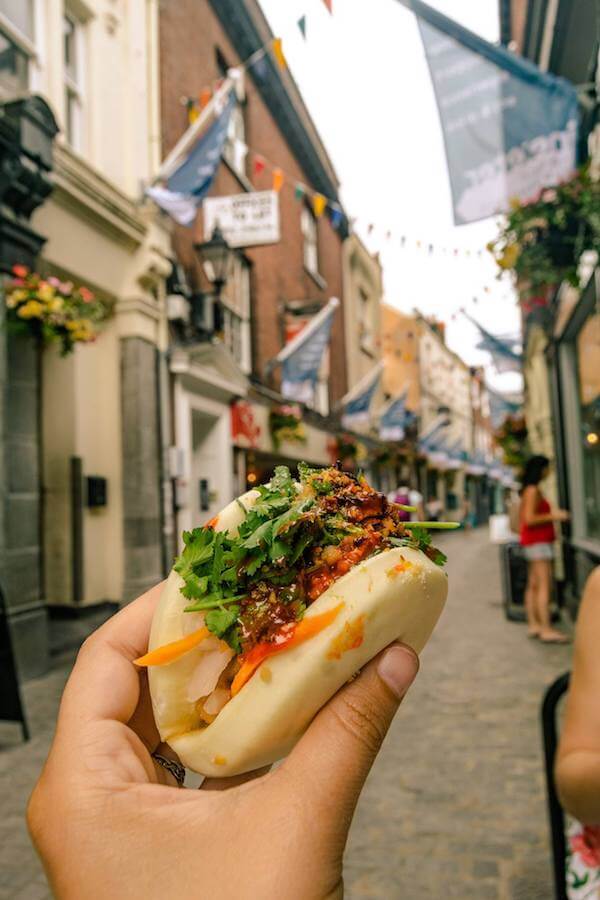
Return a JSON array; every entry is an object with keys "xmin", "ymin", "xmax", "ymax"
[{"xmin": 178, "ymin": 34, "xmax": 514, "ymax": 315}]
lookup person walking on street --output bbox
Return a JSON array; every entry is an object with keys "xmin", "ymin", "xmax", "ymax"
[{"xmin": 519, "ymin": 455, "xmax": 570, "ymax": 643}]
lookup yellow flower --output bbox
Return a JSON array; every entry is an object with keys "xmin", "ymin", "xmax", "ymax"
[
  {"xmin": 498, "ymin": 243, "xmax": 520, "ymax": 269},
  {"xmin": 509, "ymin": 196, "xmax": 521, "ymax": 210},
  {"xmin": 37, "ymin": 282, "xmax": 56, "ymax": 302},
  {"xmin": 48, "ymin": 297, "xmax": 64, "ymax": 312},
  {"xmin": 67, "ymin": 319, "xmax": 94, "ymax": 342},
  {"xmin": 7, "ymin": 289, "xmax": 28, "ymax": 307},
  {"xmin": 17, "ymin": 300, "xmax": 45, "ymax": 319}
]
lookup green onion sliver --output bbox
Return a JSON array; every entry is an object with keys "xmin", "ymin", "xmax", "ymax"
[
  {"xmin": 395, "ymin": 504, "xmax": 417, "ymax": 512},
  {"xmin": 403, "ymin": 521, "xmax": 461, "ymax": 529}
]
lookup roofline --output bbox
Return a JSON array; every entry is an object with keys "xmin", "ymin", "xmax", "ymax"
[{"xmin": 209, "ymin": 0, "xmax": 342, "ymax": 203}]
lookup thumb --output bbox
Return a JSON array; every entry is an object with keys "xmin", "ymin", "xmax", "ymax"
[{"xmin": 279, "ymin": 642, "xmax": 418, "ymax": 822}]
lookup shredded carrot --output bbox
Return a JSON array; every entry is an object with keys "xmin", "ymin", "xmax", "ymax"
[
  {"xmin": 394, "ymin": 560, "xmax": 413, "ymax": 573},
  {"xmin": 231, "ymin": 602, "xmax": 345, "ymax": 696},
  {"xmin": 206, "ymin": 516, "xmax": 219, "ymax": 529},
  {"xmin": 134, "ymin": 626, "xmax": 209, "ymax": 667}
]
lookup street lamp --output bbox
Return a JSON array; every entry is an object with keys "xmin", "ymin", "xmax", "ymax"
[{"xmin": 194, "ymin": 224, "xmax": 234, "ymax": 300}]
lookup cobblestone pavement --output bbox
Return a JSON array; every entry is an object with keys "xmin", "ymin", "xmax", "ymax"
[
  {"xmin": 345, "ymin": 528, "xmax": 572, "ymax": 899},
  {"xmin": 0, "ymin": 529, "xmax": 572, "ymax": 899}
]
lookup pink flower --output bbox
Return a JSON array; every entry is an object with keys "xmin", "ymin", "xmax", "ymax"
[
  {"xmin": 570, "ymin": 826, "xmax": 600, "ymax": 868},
  {"xmin": 79, "ymin": 286, "xmax": 94, "ymax": 302},
  {"xmin": 12, "ymin": 264, "xmax": 28, "ymax": 278},
  {"xmin": 10, "ymin": 278, "xmax": 25, "ymax": 287},
  {"xmin": 48, "ymin": 276, "xmax": 61, "ymax": 288},
  {"xmin": 60, "ymin": 281, "xmax": 73, "ymax": 295}
]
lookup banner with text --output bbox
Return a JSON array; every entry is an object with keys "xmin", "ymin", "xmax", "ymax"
[{"xmin": 401, "ymin": 0, "xmax": 578, "ymax": 224}]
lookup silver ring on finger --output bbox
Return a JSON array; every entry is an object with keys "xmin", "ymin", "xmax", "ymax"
[{"xmin": 152, "ymin": 753, "xmax": 186, "ymax": 787}]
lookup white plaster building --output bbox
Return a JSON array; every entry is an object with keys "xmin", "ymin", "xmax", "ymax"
[{"xmin": 0, "ymin": 0, "xmax": 171, "ymax": 670}]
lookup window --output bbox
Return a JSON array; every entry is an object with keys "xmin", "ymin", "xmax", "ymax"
[
  {"xmin": 358, "ymin": 286, "xmax": 375, "ymax": 356},
  {"xmin": 577, "ymin": 307, "xmax": 600, "ymax": 539},
  {"xmin": 220, "ymin": 255, "xmax": 251, "ymax": 374},
  {"xmin": 0, "ymin": 0, "xmax": 34, "ymax": 96},
  {"xmin": 63, "ymin": 12, "xmax": 85, "ymax": 152},
  {"xmin": 301, "ymin": 207, "xmax": 319, "ymax": 277}
]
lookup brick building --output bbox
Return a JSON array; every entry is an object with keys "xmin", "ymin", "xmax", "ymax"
[{"xmin": 158, "ymin": 0, "xmax": 352, "ymax": 536}]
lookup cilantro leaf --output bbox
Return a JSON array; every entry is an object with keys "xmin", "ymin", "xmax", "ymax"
[
  {"xmin": 205, "ymin": 607, "xmax": 240, "ymax": 637},
  {"xmin": 174, "ymin": 528, "xmax": 214, "ymax": 579}
]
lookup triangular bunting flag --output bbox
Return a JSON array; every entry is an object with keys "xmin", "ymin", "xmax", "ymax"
[
  {"xmin": 297, "ymin": 15, "xmax": 307, "ymax": 39},
  {"xmin": 313, "ymin": 193, "xmax": 327, "ymax": 218},
  {"xmin": 253, "ymin": 155, "xmax": 266, "ymax": 176},
  {"xmin": 322, "ymin": 0, "xmax": 333, "ymax": 13},
  {"xmin": 330, "ymin": 206, "xmax": 343, "ymax": 230},
  {"xmin": 272, "ymin": 168, "xmax": 284, "ymax": 193},
  {"xmin": 294, "ymin": 183, "xmax": 305, "ymax": 201},
  {"xmin": 199, "ymin": 87, "xmax": 212, "ymax": 111},
  {"xmin": 272, "ymin": 37, "xmax": 287, "ymax": 70}
]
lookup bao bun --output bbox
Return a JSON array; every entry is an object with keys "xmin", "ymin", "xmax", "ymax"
[{"xmin": 148, "ymin": 490, "xmax": 448, "ymax": 777}]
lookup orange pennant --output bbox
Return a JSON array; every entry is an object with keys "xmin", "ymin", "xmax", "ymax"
[
  {"xmin": 199, "ymin": 87, "xmax": 212, "ymax": 111},
  {"xmin": 272, "ymin": 37, "xmax": 287, "ymax": 69},
  {"xmin": 272, "ymin": 168, "xmax": 284, "ymax": 193},
  {"xmin": 323, "ymin": 0, "xmax": 333, "ymax": 13},
  {"xmin": 313, "ymin": 193, "xmax": 327, "ymax": 218}
]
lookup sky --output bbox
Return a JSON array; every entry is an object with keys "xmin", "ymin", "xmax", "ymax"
[{"xmin": 259, "ymin": 0, "xmax": 523, "ymax": 394}]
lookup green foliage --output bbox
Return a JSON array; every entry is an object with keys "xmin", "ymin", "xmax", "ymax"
[{"xmin": 487, "ymin": 165, "xmax": 600, "ymax": 297}]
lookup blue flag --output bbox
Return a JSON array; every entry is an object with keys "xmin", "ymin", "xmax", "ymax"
[
  {"xmin": 147, "ymin": 93, "xmax": 235, "ymax": 226},
  {"xmin": 277, "ymin": 298, "xmax": 339, "ymax": 404},
  {"xmin": 341, "ymin": 363, "xmax": 383, "ymax": 429},
  {"xmin": 380, "ymin": 391, "xmax": 409, "ymax": 441},
  {"xmin": 399, "ymin": 0, "xmax": 578, "ymax": 224}
]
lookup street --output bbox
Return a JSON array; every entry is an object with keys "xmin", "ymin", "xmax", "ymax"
[{"xmin": 0, "ymin": 529, "xmax": 572, "ymax": 900}]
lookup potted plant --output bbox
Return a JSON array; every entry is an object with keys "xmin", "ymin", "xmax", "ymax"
[
  {"xmin": 269, "ymin": 403, "xmax": 306, "ymax": 450},
  {"xmin": 487, "ymin": 165, "xmax": 600, "ymax": 298},
  {"xmin": 4, "ymin": 265, "xmax": 108, "ymax": 354}
]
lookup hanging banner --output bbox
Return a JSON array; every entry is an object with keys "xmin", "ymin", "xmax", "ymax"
[
  {"xmin": 147, "ymin": 90, "xmax": 236, "ymax": 226},
  {"xmin": 271, "ymin": 298, "xmax": 339, "ymax": 404},
  {"xmin": 203, "ymin": 190, "xmax": 280, "ymax": 248},
  {"xmin": 398, "ymin": 0, "xmax": 578, "ymax": 224},
  {"xmin": 341, "ymin": 362, "xmax": 384, "ymax": 430},
  {"xmin": 379, "ymin": 391, "xmax": 410, "ymax": 441}
]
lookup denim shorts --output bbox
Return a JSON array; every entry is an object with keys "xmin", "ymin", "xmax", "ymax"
[{"xmin": 522, "ymin": 543, "xmax": 554, "ymax": 561}]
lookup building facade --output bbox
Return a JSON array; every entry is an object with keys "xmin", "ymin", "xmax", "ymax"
[
  {"xmin": 158, "ymin": 0, "xmax": 350, "ymax": 545},
  {"xmin": 0, "ymin": 0, "xmax": 171, "ymax": 676},
  {"xmin": 417, "ymin": 315, "xmax": 474, "ymax": 518},
  {"xmin": 505, "ymin": 0, "xmax": 599, "ymax": 607}
]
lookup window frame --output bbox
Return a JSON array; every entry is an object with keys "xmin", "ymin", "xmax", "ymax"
[
  {"xmin": 301, "ymin": 205, "xmax": 321, "ymax": 280},
  {"xmin": 557, "ymin": 268, "xmax": 600, "ymax": 547},
  {"xmin": 0, "ymin": 0, "xmax": 37, "ymax": 99},
  {"xmin": 219, "ymin": 253, "xmax": 252, "ymax": 375},
  {"xmin": 63, "ymin": 8, "xmax": 86, "ymax": 154}
]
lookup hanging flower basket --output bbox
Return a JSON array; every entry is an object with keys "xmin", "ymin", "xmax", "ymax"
[
  {"xmin": 494, "ymin": 414, "xmax": 529, "ymax": 470},
  {"xmin": 4, "ymin": 265, "xmax": 109, "ymax": 355},
  {"xmin": 327, "ymin": 434, "xmax": 368, "ymax": 467},
  {"xmin": 487, "ymin": 165, "xmax": 600, "ymax": 298},
  {"xmin": 269, "ymin": 403, "xmax": 306, "ymax": 450}
]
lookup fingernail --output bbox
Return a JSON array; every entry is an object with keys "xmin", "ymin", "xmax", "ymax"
[{"xmin": 377, "ymin": 644, "xmax": 419, "ymax": 699}]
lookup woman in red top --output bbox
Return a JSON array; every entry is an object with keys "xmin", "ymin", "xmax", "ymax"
[{"xmin": 520, "ymin": 455, "xmax": 570, "ymax": 643}]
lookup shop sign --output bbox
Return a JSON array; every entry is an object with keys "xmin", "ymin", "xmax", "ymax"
[
  {"xmin": 231, "ymin": 400, "xmax": 261, "ymax": 448},
  {"xmin": 203, "ymin": 191, "xmax": 280, "ymax": 248}
]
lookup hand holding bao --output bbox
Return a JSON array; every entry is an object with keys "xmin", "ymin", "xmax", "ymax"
[{"xmin": 137, "ymin": 465, "xmax": 452, "ymax": 776}]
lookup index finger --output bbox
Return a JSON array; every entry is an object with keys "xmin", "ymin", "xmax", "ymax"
[{"xmin": 59, "ymin": 581, "xmax": 164, "ymax": 730}]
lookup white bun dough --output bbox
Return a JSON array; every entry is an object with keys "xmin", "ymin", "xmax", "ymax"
[{"xmin": 148, "ymin": 489, "xmax": 447, "ymax": 776}]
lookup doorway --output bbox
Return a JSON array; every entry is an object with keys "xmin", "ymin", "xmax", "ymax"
[{"xmin": 190, "ymin": 409, "xmax": 224, "ymax": 526}]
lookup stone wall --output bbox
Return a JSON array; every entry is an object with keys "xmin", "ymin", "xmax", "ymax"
[
  {"xmin": 120, "ymin": 336, "xmax": 163, "ymax": 601},
  {"xmin": 0, "ymin": 333, "xmax": 47, "ymax": 678}
]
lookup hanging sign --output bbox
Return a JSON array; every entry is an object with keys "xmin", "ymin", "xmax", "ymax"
[{"xmin": 203, "ymin": 190, "xmax": 280, "ymax": 248}]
